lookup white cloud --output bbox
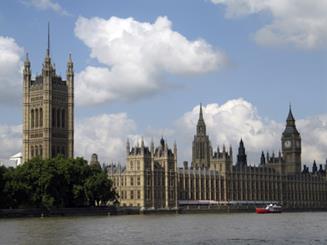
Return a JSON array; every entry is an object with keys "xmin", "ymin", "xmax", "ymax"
[
  {"xmin": 0, "ymin": 100, "xmax": 325, "ymax": 168},
  {"xmin": 74, "ymin": 16, "xmax": 227, "ymax": 106},
  {"xmin": 75, "ymin": 113, "xmax": 138, "ymax": 164},
  {"xmin": 0, "ymin": 36, "xmax": 24, "ymax": 104},
  {"xmin": 298, "ymin": 115, "xmax": 327, "ymax": 165},
  {"xmin": 175, "ymin": 99, "xmax": 327, "ymax": 165},
  {"xmin": 175, "ymin": 98, "xmax": 282, "ymax": 164},
  {"xmin": 0, "ymin": 124, "xmax": 22, "ymax": 164},
  {"xmin": 212, "ymin": 0, "xmax": 327, "ymax": 49},
  {"xmin": 24, "ymin": 0, "xmax": 69, "ymax": 15}
]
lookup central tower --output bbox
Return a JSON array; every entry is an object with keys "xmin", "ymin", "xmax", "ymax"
[
  {"xmin": 23, "ymin": 24, "xmax": 74, "ymax": 162},
  {"xmin": 192, "ymin": 104, "xmax": 211, "ymax": 168}
]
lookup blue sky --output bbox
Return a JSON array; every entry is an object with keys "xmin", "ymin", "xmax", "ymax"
[{"xmin": 0, "ymin": 0, "xmax": 326, "ymax": 165}]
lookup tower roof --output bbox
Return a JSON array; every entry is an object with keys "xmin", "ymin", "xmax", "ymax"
[
  {"xmin": 196, "ymin": 103, "xmax": 206, "ymax": 135},
  {"xmin": 283, "ymin": 104, "xmax": 299, "ymax": 136},
  {"xmin": 287, "ymin": 104, "xmax": 295, "ymax": 122}
]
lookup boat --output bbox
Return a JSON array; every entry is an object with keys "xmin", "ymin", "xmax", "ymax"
[{"xmin": 256, "ymin": 204, "xmax": 282, "ymax": 214}]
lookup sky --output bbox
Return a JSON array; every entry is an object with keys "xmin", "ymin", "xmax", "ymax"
[{"xmin": 0, "ymin": 0, "xmax": 326, "ymax": 167}]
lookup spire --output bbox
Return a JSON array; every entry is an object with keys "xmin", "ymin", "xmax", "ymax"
[
  {"xmin": 260, "ymin": 151, "xmax": 266, "ymax": 165},
  {"xmin": 199, "ymin": 103, "xmax": 203, "ymax": 121},
  {"xmin": 196, "ymin": 103, "xmax": 206, "ymax": 135},
  {"xmin": 68, "ymin": 53, "xmax": 72, "ymax": 63},
  {"xmin": 283, "ymin": 104, "xmax": 299, "ymax": 135},
  {"xmin": 25, "ymin": 52, "xmax": 30, "ymax": 63},
  {"xmin": 287, "ymin": 103, "xmax": 295, "ymax": 122},
  {"xmin": 126, "ymin": 138, "xmax": 130, "ymax": 155},
  {"xmin": 47, "ymin": 22, "xmax": 50, "ymax": 57},
  {"xmin": 24, "ymin": 53, "xmax": 30, "ymax": 68}
]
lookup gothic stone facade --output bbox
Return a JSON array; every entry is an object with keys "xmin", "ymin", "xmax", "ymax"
[
  {"xmin": 109, "ymin": 138, "xmax": 178, "ymax": 209},
  {"xmin": 23, "ymin": 36, "xmax": 74, "ymax": 162},
  {"xmin": 109, "ymin": 105, "xmax": 327, "ymax": 209}
]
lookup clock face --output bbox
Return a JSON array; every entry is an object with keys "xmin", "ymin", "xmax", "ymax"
[{"xmin": 284, "ymin": 140, "xmax": 292, "ymax": 148}]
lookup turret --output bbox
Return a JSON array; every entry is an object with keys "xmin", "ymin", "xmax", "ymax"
[
  {"xmin": 236, "ymin": 139, "xmax": 247, "ymax": 167},
  {"xmin": 66, "ymin": 53, "xmax": 74, "ymax": 158},
  {"xmin": 312, "ymin": 160, "xmax": 317, "ymax": 174},
  {"xmin": 126, "ymin": 138, "xmax": 130, "ymax": 156},
  {"xmin": 150, "ymin": 138, "xmax": 154, "ymax": 154},
  {"xmin": 260, "ymin": 151, "xmax": 266, "ymax": 165}
]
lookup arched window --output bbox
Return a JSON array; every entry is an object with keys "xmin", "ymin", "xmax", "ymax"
[
  {"xmin": 35, "ymin": 146, "xmax": 38, "ymax": 156},
  {"xmin": 61, "ymin": 109, "xmax": 65, "ymax": 128},
  {"xmin": 61, "ymin": 146, "xmax": 65, "ymax": 157},
  {"xmin": 52, "ymin": 145, "xmax": 56, "ymax": 157},
  {"xmin": 31, "ymin": 146, "xmax": 34, "ymax": 158},
  {"xmin": 35, "ymin": 109, "xmax": 39, "ymax": 128},
  {"xmin": 39, "ymin": 145, "xmax": 43, "ymax": 157},
  {"xmin": 40, "ymin": 108, "xmax": 43, "ymax": 127},
  {"xmin": 52, "ymin": 108, "xmax": 56, "ymax": 127},
  {"xmin": 57, "ymin": 109, "xmax": 61, "ymax": 128},
  {"xmin": 31, "ymin": 109, "xmax": 34, "ymax": 128}
]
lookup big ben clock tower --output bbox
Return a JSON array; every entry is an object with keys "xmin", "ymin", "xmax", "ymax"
[{"xmin": 281, "ymin": 106, "xmax": 301, "ymax": 174}]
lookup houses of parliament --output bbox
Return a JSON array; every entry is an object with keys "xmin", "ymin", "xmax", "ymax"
[
  {"xmin": 22, "ymin": 28, "xmax": 327, "ymax": 210},
  {"xmin": 109, "ymin": 105, "xmax": 327, "ymax": 209}
]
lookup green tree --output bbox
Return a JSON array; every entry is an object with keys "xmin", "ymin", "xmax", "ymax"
[
  {"xmin": 1, "ymin": 157, "xmax": 118, "ymax": 209},
  {"xmin": 84, "ymin": 169, "xmax": 117, "ymax": 207}
]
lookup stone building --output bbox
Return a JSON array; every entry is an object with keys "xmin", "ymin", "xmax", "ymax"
[
  {"xmin": 23, "ymin": 25, "xmax": 74, "ymax": 162},
  {"xmin": 108, "ymin": 138, "xmax": 178, "ymax": 209},
  {"xmin": 109, "ymin": 105, "xmax": 327, "ymax": 210}
]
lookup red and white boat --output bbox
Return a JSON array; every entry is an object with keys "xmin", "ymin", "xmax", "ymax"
[{"xmin": 256, "ymin": 204, "xmax": 282, "ymax": 214}]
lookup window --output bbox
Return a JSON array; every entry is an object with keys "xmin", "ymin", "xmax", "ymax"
[
  {"xmin": 137, "ymin": 176, "xmax": 141, "ymax": 186},
  {"xmin": 130, "ymin": 177, "xmax": 134, "ymax": 186},
  {"xmin": 57, "ymin": 109, "xmax": 61, "ymax": 128},
  {"xmin": 35, "ymin": 146, "xmax": 38, "ymax": 156},
  {"xmin": 39, "ymin": 108, "xmax": 43, "ymax": 127},
  {"xmin": 61, "ymin": 109, "xmax": 65, "ymax": 128},
  {"xmin": 61, "ymin": 146, "xmax": 65, "ymax": 157},
  {"xmin": 31, "ymin": 146, "xmax": 34, "ymax": 157},
  {"xmin": 130, "ymin": 161, "xmax": 133, "ymax": 170},
  {"xmin": 137, "ymin": 161, "xmax": 140, "ymax": 170},
  {"xmin": 137, "ymin": 190, "xmax": 141, "ymax": 199},
  {"xmin": 35, "ymin": 109, "xmax": 39, "ymax": 128},
  {"xmin": 52, "ymin": 108, "xmax": 56, "ymax": 127},
  {"xmin": 130, "ymin": 191, "xmax": 134, "ymax": 199},
  {"xmin": 52, "ymin": 145, "xmax": 55, "ymax": 157},
  {"xmin": 39, "ymin": 145, "xmax": 42, "ymax": 157},
  {"xmin": 31, "ymin": 109, "xmax": 34, "ymax": 128}
]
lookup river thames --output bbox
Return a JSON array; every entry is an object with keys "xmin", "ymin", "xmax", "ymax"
[{"xmin": 0, "ymin": 212, "xmax": 326, "ymax": 245}]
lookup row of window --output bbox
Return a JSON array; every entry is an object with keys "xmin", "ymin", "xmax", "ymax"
[
  {"xmin": 52, "ymin": 108, "xmax": 66, "ymax": 128},
  {"xmin": 129, "ymin": 160, "xmax": 141, "ymax": 170},
  {"xmin": 30, "ymin": 108, "xmax": 66, "ymax": 129},
  {"xmin": 31, "ymin": 108, "xmax": 43, "ymax": 128},
  {"xmin": 31, "ymin": 145, "xmax": 43, "ymax": 158},
  {"xmin": 120, "ymin": 190, "xmax": 141, "ymax": 200},
  {"xmin": 30, "ymin": 145, "xmax": 66, "ymax": 158},
  {"xmin": 52, "ymin": 145, "xmax": 66, "ymax": 158}
]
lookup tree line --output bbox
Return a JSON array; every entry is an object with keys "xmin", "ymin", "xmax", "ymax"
[{"xmin": 0, "ymin": 157, "xmax": 118, "ymax": 209}]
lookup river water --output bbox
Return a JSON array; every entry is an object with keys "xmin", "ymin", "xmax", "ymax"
[{"xmin": 0, "ymin": 212, "xmax": 326, "ymax": 245}]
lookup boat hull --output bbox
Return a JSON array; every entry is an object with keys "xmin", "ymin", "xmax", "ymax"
[{"xmin": 256, "ymin": 207, "xmax": 282, "ymax": 214}]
